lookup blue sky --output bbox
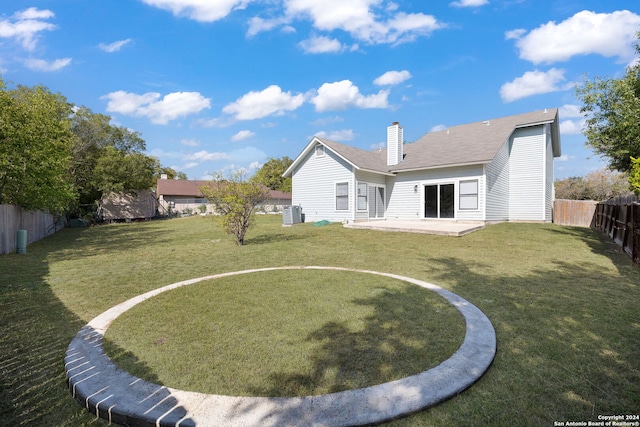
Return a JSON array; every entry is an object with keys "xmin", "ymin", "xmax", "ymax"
[{"xmin": 2, "ymin": 1, "xmax": 639, "ymax": 180}]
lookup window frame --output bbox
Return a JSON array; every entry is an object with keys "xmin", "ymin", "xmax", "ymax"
[
  {"xmin": 357, "ymin": 182, "xmax": 368, "ymax": 211},
  {"xmin": 335, "ymin": 182, "xmax": 349, "ymax": 211},
  {"xmin": 315, "ymin": 144, "xmax": 325, "ymax": 157},
  {"xmin": 459, "ymin": 179, "xmax": 479, "ymax": 210}
]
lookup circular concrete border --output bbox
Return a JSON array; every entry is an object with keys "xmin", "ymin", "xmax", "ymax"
[{"xmin": 65, "ymin": 267, "xmax": 496, "ymax": 427}]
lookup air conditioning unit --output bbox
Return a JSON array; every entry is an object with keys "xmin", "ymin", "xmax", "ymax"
[{"xmin": 283, "ymin": 205, "xmax": 302, "ymax": 225}]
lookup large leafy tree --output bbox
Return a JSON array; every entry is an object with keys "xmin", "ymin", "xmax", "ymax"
[
  {"xmin": 200, "ymin": 173, "xmax": 270, "ymax": 246},
  {"xmin": 251, "ymin": 156, "xmax": 293, "ymax": 192},
  {"xmin": 93, "ymin": 147, "xmax": 160, "ymax": 194},
  {"xmin": 69, "ymin": 107, "xmax": 150, "ymax": 210},
  {"xmin": 0, "ymin": 81, "xmax": 75, "ymax": 212},
  {"xmin": 629, "ymin": 157, "xmax": 640, "ymax": 194},
  {"xmin": 155, "ymin": 166, "xmax": 188, "ymax": 180},
  {"xmin": 576, "ymin": 33, "xmax": 640, "ymax": 173},
  {"xmin": 0, "ymin": 79, "xmax": 177, "ymax": 216}
]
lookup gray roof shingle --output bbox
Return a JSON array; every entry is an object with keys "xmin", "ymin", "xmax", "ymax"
[{"xmin": 313, "ymin": 109, "xmax": 559, "ymax": 174}]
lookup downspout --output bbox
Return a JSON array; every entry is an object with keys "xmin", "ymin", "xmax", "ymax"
[
  {"xmin": 351, "ymin": 166, "xmax": 356, "ymax": 222},
  {"xmin": 482, "ymin": 164, "xmax": 487, "ymax": 222},
  {"xmin": 542, "ymin": 124, "xmax": 549, "ymax": 221}
]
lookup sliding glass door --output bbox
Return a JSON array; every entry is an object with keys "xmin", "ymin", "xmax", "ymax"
[{"xmin": 424, "ymin": 184, "xmax": 454, "ymax": 219}]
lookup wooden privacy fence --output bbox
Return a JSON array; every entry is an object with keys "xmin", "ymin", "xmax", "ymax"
[
  {"xmin": 553, "ymin": 199, "xmax": 597, "ymax": 227},
  {"xmin": 592, "ymin": 198, "xmax": 640, "ymax": 266},
  {"xmin": 0, "ymin": 205, "xmax": 65, "ymax": 255}
]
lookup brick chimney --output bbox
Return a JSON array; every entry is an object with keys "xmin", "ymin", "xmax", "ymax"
[{"xmin": 387, "ymin": 121, "xmax": 403, "ymax": 166}]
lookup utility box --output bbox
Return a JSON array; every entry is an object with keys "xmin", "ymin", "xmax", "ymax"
[
  {"xmin": 16, "ymin": 229, "xmax": 27, "ymax": 254},
  {"xmin": 283, "ymin": 205, "xmax": 302, "ymax": 225}
]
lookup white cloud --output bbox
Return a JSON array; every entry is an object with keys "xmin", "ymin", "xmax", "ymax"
[
  {"xmin": 430, "ymin": 124, "xmax": 447, "ymax": 132},
  {"xmin": 384, "ymin": 12, "xmax": 444, "ymax": 44},
  {"xmin": 23, "ymin": 57, "xmax": 72, "ymax": 71},
  {"xmin": 299, "ymin": 35, "xmax": 345, "ymax": 53},
  {"xmin": 14, "ymin": 7, "xmax": 55, "ymax": 20},
  {"xmin": 560, "ymin": 119, "xmax": 585, "ymax": 135},
  {"xmin": 283, "ymin": 0, "xmax": 445, "ymax": 45},
  {"xmin": 222, "ymin": 85, "xmax": 305, "ymax": 120},
  {"xmin": 231, "ymin": 130, "xmax": 256, "ymax": 141},
  {"xmin": 450, "ymin": 0, "xmax": 488, "ymax": 7},
  {"xmin": 370, "ymin": 141, "xmax": 385, "ymax": 150},
  {"xmin": 311, "ymin": 80, "xmax": 389, "ymax": 111},
  {"xmin": 505, "ymin": 28, "xmax": 525, "ymax": 40},
  {"xmin": 0, "ymin": 7, "xmax": 56, "ymax": 51},
  {"xmin": 99, "ymin": 38, "xmax": 132, "ymax": 53},
  {"xmin": 194, "ymin": 146, "xmax": 268, "ymax": 177},
  {"xmin": 374, "ymin": 70, "xmax": 411, "ymax": 86},
  {"xmin": 183, "ymin": 162, "xmax": 199, "ymax": 169},
  {"xmin": 183, "ymin": 150, "xmax": 231, "ymax": 161},
  {"xmin": 315, "ymin": 129, "xmax": 355, "ymax": 141},
  {"xmin": 102, "ymin": 90, "xmax": 211, "ymax": 124},
  {"xmin": 559, "ymin": 104, "xmax": 582, "ymax": 118},
  {"xmin": 180, "ymin": 138, "xmax": 200, "ymax": 147},
  {"xmin": 140, "ymin": 0, "xmax": 252, "ymax": 22},
  {"xmin": 509, "ymin": 10, "xmax": 640, "ymax": 64},
  {"xmin": 248, "ymin": 161, "xmax": 261, "ymax": 170},
  {"xmin": 247, "ymin": 16, "xmax": 290, "ymax": 37},
  {"xmin": 499, "ymin": 68, "xmax": 572, "ymax": 103},
  {"xmin": 102, "ymin": 91, "xmax": 159, "ymax": 114},
  {"xmin": 311, "ymin": 116, "xmax": 344, "ymax": 126}
]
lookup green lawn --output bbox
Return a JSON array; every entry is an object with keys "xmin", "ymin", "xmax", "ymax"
[
  {"xmin": 104, "ymin": 268, "xmax": 466, "ymax": 397},
  {"xmin": 1, "ymin": 215, "xmax": 638, "ymax": 426}
]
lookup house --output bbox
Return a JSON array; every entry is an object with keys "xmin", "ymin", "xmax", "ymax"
[
  {"xmin": 98, "ymin": 190, "xmax": 157, "ymax": 222},
  {"xmin": 283, "ymin": 109, "xmax": 561, "ymax": 224},
  {"xmin": 156, "ymin": 177, "xmax": 292, "ymax": 215}
]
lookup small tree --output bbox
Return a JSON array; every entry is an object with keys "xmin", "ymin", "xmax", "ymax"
[{"xmin": 200, "ymin": 173, "xmax": 270, "ymax": 246}]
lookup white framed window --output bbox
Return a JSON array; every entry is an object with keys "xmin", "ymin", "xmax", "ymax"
[
  {"xmin": 336, "ymin": 182, "xmax": 349, "ymax": 211},
  {"xmin": 459, "ymin": 179, "xmax": 479, "ymax": 210},
  {"xmin": 315, "ymin": 145, "xmax": 325, "ymax": 157},
  {"xmin": 357, "ymin": 182, "xmax": 368, "ymax": 210}
]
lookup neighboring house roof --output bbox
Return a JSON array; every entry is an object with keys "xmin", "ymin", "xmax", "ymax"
[
  {"xmin": 156, "ymin": 179, "xmax": 211, "ymax": 197},
  {"xmin": 268, "ymin": 189, "xmax": 294, "ymax": 200},
  {"xmin": 156, "ymin": 179, "xmax": 291, "ymax": 200},
  {"xmin": 284, "ymin": 108, "xmax": 560, "ymax": 177}
]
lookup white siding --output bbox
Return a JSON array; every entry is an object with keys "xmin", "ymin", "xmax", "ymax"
[
  {"xmin": 508, "ymin": 126, "xmax": 545, "ymax": 221},
  {"xmin": 544, "ymin": 124, "xmax": 554, "ymax": 221},
  {"xmin": 387, "ymin": 123, "xmax": 403, "ymax": 166},
  {"xmin": 385, "ymin": 165, "xmax": 485, "ymax": 221},
  {"xmin": 354, "ymin": 170, "xmax": 387, "ymax": 221},
  {"xmin": 485, "ymin": 139, "xmax": 510, "ymax": 221},
  {"xmin": 385, "ymin": 171, "xmax": 423, "ymax": 220},
  {"xmin": 292, "ymin": 144, "xmax": 354, "ymax": 222}
]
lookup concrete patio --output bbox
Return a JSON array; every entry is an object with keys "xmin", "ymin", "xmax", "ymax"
[{"xmin": 343, "ymin": 220, "xmax": 485, "ymax": 236}]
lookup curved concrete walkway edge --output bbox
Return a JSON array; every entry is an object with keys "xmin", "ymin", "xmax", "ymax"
[{"xmin": 65, "ymin": 266, "xmax": 496, "ymax": 427}]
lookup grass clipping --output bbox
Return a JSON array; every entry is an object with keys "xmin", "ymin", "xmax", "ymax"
[{"xmin": 104, "ymin": 269, "xmax": 465, "ymax": 397}]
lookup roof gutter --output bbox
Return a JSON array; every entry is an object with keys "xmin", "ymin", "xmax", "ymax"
[
  {"xmin": 355, "ymin": 167, "xmax": 396, "ymax": 176},
  {"xmin": 390, "ymin": 160, "xmax": 491, "ymax": 174}
]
